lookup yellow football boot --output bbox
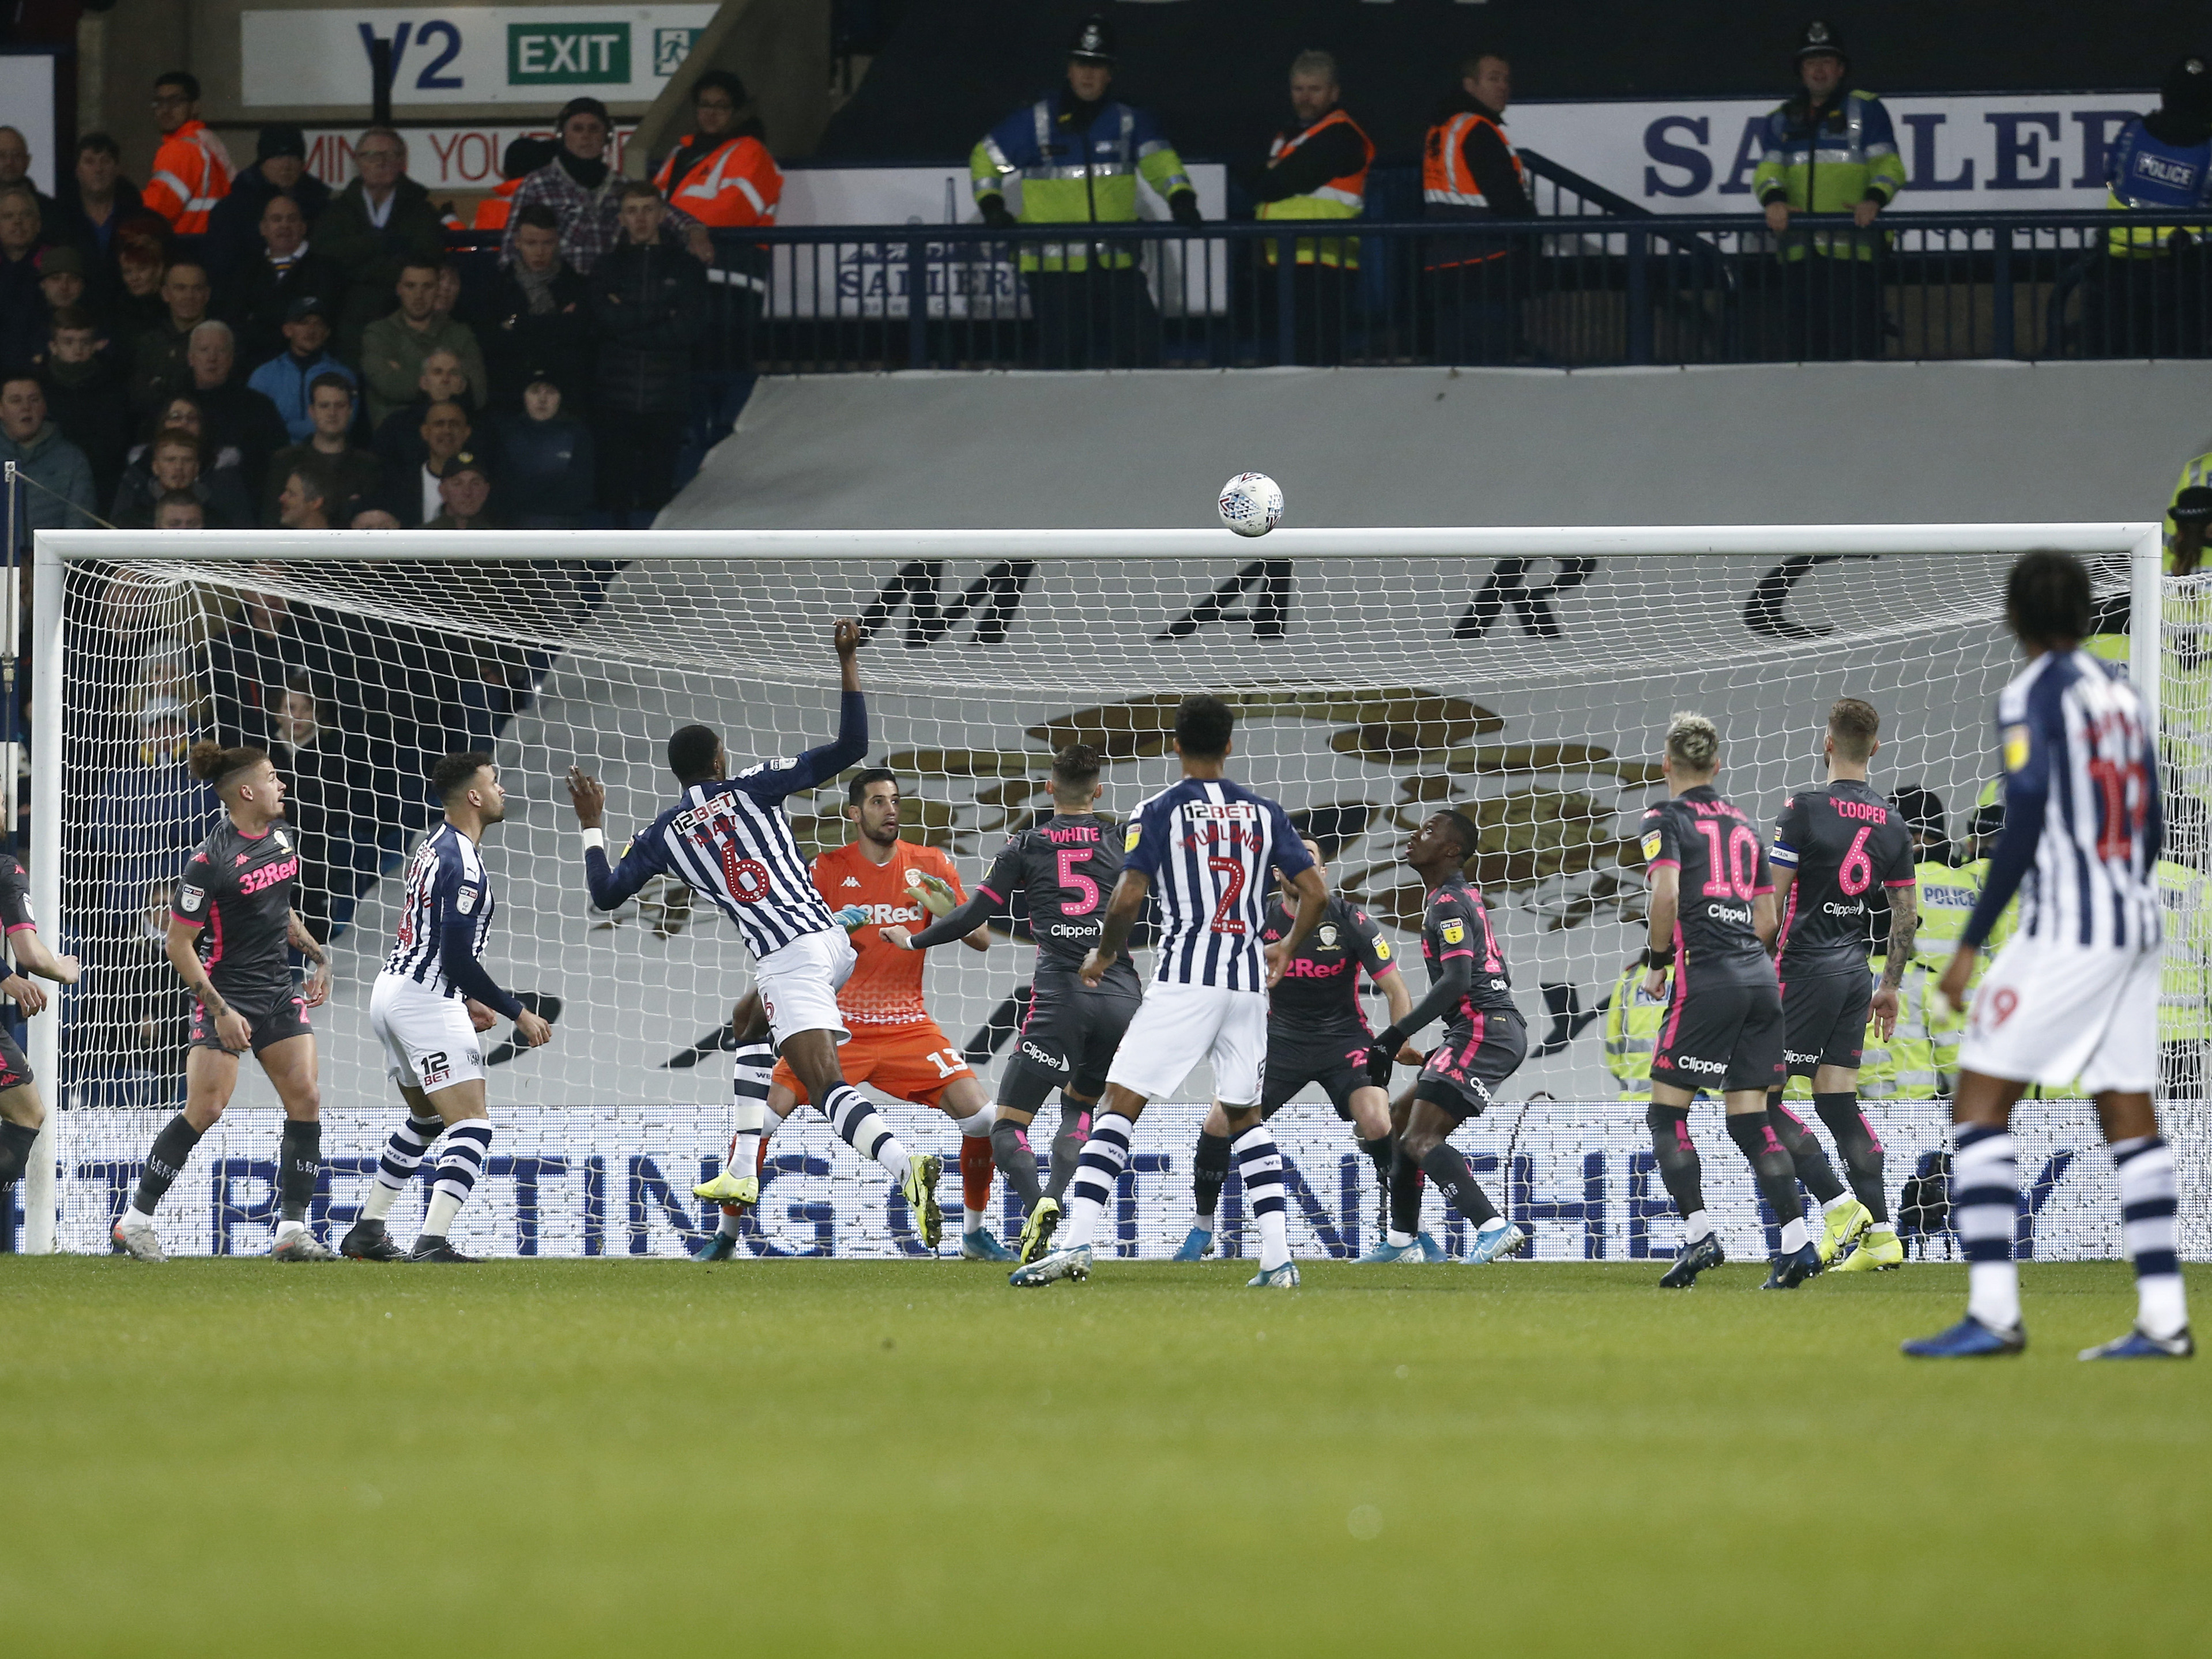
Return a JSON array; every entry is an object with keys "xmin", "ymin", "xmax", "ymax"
[
  {"xmin": 1834, "ymin": 1227, "xmax": 1905, "ymax": 1272},
  {"xmin": 1817, "ymin": 1198, "xmax": 1872, "ymax": 1265},
  {"xmin": 692, "ymin": 1171, "xmax": 760, "ymax": 1208}
]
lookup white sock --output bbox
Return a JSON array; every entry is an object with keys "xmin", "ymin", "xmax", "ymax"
[
  {"xmin": 1231, "ymin": 1125, "xmax": 1292, "ymax": 1272},
  {"xmin": 1386, "ymin": 1228, "xmax": 1415, "ymax": 1249},
  {"xmin": 2113, "ymin": 1136, "xmax": 2189, "ymax": 1340},
  {"xmin": 1779, "ymin": 1217, "xmax": 1808, "ymax": 1253},
  {"xmin": 1682, "ymin": 1209, "xmax": 1712, "ymax": 1244},
  {"xmin": 423, "ymin": 1187, "xmax": 463, "ymax": 1237},
  {"xmin": 274, "ymin": 1217, "xmax": 306, "ymax": 1241},
  {"xmin": 1954, "ymin": 1125, "xmax": 2021, "ymax": 1330},
  {"xmin": 963, "ymin": 1206, "xmax": 986, "ymax": 1232},
  {"xmin": 1192, "ymin": 1213, "xmax": 1216, "ymax": 1235},
  {"xmin": 421, "ymin": 1120, "xmax": 493, "ymax": 1240},
  {"xmin": 123, "ymin": 1205, "xmax": 157, "ymax": 1230},
  {"xmin": 728, "ymin": 1040, "xmax": 774, "ymax": 1178},
  {"xmin": 1821, "ymin": 1193, "xmax": 1853, "ymax": 1216},
  {"xmin": 717, "ymin": 1208, "xmax": 744, "ymax": 1239},
  {"xmin": 954, "ymin": 1106, "xmax": 996, "ymax": 1137},
  {"xmin": 361, "ymin": 1183, "xmax": 399, "ymax": 1223},
  {"xmin": 1061, "ymin": 1113, "xmax": 1135, "ymax": 1250}
]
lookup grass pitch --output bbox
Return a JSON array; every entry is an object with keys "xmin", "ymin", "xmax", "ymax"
[{"xmin": 5, "ymin": 1256, "xmax": 2206, "ymax": 1657}]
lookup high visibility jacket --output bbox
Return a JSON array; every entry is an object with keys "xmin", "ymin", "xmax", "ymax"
[
  {"xmin": 1856, "ymin": 958, "xmax": 1902, "ymax": 1099},
  {"xmin": 1258, "ymin": 108, "xmax": 1373, "ymax": 270},
  {"xmin": 1905, "ymin": 857, "xmax": 1980, "ymax": 1090},
  {"xmin": 970, "ymin": 92, "xmax": 1193, "ymax": 273},
  {"xmin": 655, "ymin": 132, "xmax": 783, "ymax": 230},
  {"xmin": 1751, "ymin": 89, "xmax": 1904, "ymax": 261},
  {"xmin": 1422, "ymin": 105, "xmax": 1523, "ymax": 269},
  {"xmin": 2156, "ymin": 859, "xmax": 2212, "ymax": 1043},
  {"xmin": 1603, "ymin": 962, "xmax": 1671, "ymax": 1102},
  {"xmin": 144, "ymin": 120, "xmax": 233, "ymax": 235},
  {"xmin": 472, "ymin": 178, "xmax": 524, "ymax": 231},
  {"xmin": 2104, "ymin": 116, "xmax": 2212, "ymax": 257}
]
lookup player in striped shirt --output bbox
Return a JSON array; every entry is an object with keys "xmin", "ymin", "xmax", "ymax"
[
  {"xmin": 346, "ymin": 752, "xmax": 551, "ymax": 1263},
  {"xmin": 1907, "ymin": 552, "xmax": 2192, "ymax": 1359},
  {"xmin": 567, "ymin": 621, "xmax": 946, "ymax": 1247},
  {"xmin": 1012, "ymin": 695, "xmax": 1328, "ymax": 1290}
]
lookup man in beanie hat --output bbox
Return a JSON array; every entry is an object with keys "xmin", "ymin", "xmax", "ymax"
[
  {"xmin": 206, "ymin": 122, "xmax": 332, "ymax": 285},
  {"xmin": 501, "ymin": 96, "xmax": 713, "ymax": 274}
]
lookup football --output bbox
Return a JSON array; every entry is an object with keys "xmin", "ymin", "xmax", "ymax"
[{"xmin": 1217, "ymin": 472, "xmax": 1284, "ymax": 537}]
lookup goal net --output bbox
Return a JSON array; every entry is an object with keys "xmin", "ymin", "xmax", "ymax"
[{"xmin": 22, "ymin": 525, "xmax": 2205, "ymax": 1261}]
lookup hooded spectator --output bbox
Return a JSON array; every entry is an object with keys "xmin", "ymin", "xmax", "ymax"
[
  {"xmin": 495, "ymin": 373, "xmax": 594, "ymax": 528},
  {"xmin": 360, "ymin": 258, "xmax": 488, "ymax": 425},
  {"xmin": 248, "ymin": 298, "xmax": 356, "ymax": 442},
  {"xmin": 0, "ymin": 372, "xmax": 96, "ymax": 528},
  {"xmin": 314, "ymin": 127, "xmax": 448, "ymax": 357},
  {"xmin": 480, "ymin": 201, "xmax": 593, "ymax": 412},
  {"xmin": 204, "ymin": 123, "xmax": 333, "ymax": 285}
]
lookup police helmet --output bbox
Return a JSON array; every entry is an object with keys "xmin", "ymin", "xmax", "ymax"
[
  {"xmin": 1068, "ymin": 14, "xmax": 1116, "ymax": 65},
  {"xmin": 2163, "ymin": 55, "xmax": 2212, "ymax": 123},
  {"xmin": 2170, "ymin": 485, "xmax": 2212, "ymax": 523},
  {"xmin": 1795, "ymin": 20, "xmax": 1847, "ymax": 62}
]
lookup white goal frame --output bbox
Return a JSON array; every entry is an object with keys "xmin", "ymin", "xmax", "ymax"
[{"xmin": 18, "ymin": 522, "xmax": 2164, "ymax": 1254}]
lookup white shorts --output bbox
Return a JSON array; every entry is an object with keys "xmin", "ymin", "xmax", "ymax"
[
  {"xmin": 756, "ymin": 927, "xmax": 857, "ymax": 1049},
  {"xmin": 370, "ymin": 973, "xmax": 485, "ymax": 1095},
  {"xmin": 1104, "ymin": 980, "xmax": 1268, "ymax": 1105},
  {"xmin": 1958, "ymin": 935, "xmax": 2161, "ymax": 1095}
]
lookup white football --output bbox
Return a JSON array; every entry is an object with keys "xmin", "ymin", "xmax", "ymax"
[{"xmin": 1218, "ymin": 472, "xmax": 1284, "ymax": 537}]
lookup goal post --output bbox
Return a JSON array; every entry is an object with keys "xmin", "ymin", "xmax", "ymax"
[{"xmin": 18, "ymin": 521, "xmax": 2190, "ymax": 1260}]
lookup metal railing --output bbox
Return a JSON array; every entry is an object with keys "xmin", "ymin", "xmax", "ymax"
[{"xmin": 447, "ymin": 206, "xmax": 2212, "ymax": 373}]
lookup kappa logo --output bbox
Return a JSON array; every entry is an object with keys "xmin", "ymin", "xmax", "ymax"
[
  {"xmin": 842, "ymin": 876, "xmax": 861, "ymax": 888},
  {"xmin": 235, "ymin": 853, "xmax": 250, "ymax": 866}
]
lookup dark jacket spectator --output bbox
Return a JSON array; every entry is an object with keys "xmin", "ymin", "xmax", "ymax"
[
  {"xmin": 219, "ymin": 191, "xmax": 345, "ymax": 368},
  {"xmin": 51, "ymin": 132, "xmax": 144, "ymax": 292},
  {"xmin": 35, "ymin": 307, "xmax": 132, "ymax": 500},
  {"xmin": 126, "ymin": 261, "xmax": 213, "ymax": 414},
  {"xmin": 0, "ymin": 373, "xmax": 97, "ymax": 527},
  {"xmin": 263, "ymin": 672, "xmax": 378, "ymax": 941},
  {"xmin": 265, "ymin": 437, "xmax": 381, "ymax": 529},
  {"xmin": 202, "ymin": 126, "xmax": 333, "ymax": 286},
  {"xmin": 0, "ymin": 127, "xmax": 57, "ymax": 228},
  {"xmin": 370, "ymin": 348, "xmax": 491, "ymax": 473},
  {"xmin": 591, "ymin": 187, "xmax": 706, "ymax": 518},
  {"xmin": 247, "ymin": 300, "xmax": 356, "ymax": 442},
  {"xmin": 494, "ymin": 379, "xmax": 595, "ymax": 528},
  {"xmin": 111, "ymin": 424, "xmax": 254, "ymax": 529},
  {"xmin": 180, "ymin": 321, "xmax": 289, "ymax": 495},
  {"xmin": 424, "ymin": 454, "xmax": 499, "ymax": 529},
  {"xmin": 110, "ymin": 225, "xmax": 171, "ymax": 341},
  {"xmin": 360, "ymin": 263, "xmax": 488, "ymax": 427},
  {"xmin": 0, "ymin": 183, "xmax": 50, "ymax": 371},
  {"xmin": 477, "ymin": 203, "xmax": 594, "ymax": 412},
  {"xmin": 502, "ymin": 97, "xmax": 704, "ymax": 276},
  {"xmin": 377, "ymin": 399, "xmax": 477, "ymax": 527},
  {"xmin": 314, "ymin": 131, "xmax": 449, "ymax": 357},
  {"xmin": 92, "ymin": 699, "xmax": 218, "ymax": 922}
]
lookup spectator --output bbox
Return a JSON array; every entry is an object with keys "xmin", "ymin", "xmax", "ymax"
[
  {"xmin": 182, "ymin": 319, "xmax": 289, "ymax": 494},
  {"xmin": 88, "ymin": 874, "xmax": 193, "ymax": 1104},
  {"xmin": 370, "ymin": 348, "xmax": 484, "ymax": 472},
  {"xmin": 0, "ymin": 184, "xmax": 49, "ymax": 369},
  {"xmin": 142, "ymin": 71, "xmax": 233, "ymax": 236},
  {"xmin": 1242, "ymin": 51, "xmax": 1374, "ymax": 367},
  {"xmin": 248, "ymin": 298, "xmax": 355, "ymax": 442},
  {"xmin": 590, "ymin": 179, "xmax": 707, "ymax": 525},
  {"xmin": 152, "ymin": 491, "xmax": 204, "ymax": 530},
  {"xmin": 36, "ymin": 307, "xmax": 132, "ymax": 501},
  {"xmin": 2088, "ymin": 55, "xmax": 2212, "ymax": 357},
  {"xmin": 503, "ymin": 96, "xmax": 711, "ymax": 276},
  {"xmin": 431, "ymin": 262, "xmax": 463, "ymax": 322},
  {"xmin": 35, "ymin": 244, "xmax": 89, "ymax": 331},
  {"xmin": 480, "ymin": 201, "xmax": 593, "ymax": 413},
  {"xmin": 360, "ymin": 259, "xmax": 489, "ymax": 425},
  {"xmin": 471, "ymin": 137, "xmax": 556, "ymax": 232},
  {"xmin": 130, "ymin": 391, "xmax": 248, "ymax": 487},
  {"xmin": 204, "ymin": 124, "xmax": 331, "ymax": 286},
  {"xmin": 52, "ymin": 133, "xmax": 145, "ymax": 276},
  {"xmin": 0, "ymin": 127, "xmax": 56, "ymax": 225},
  {"xmin": 111, "ymin": 226, "xmax": 169, "ymax": 340},
  {"xmin": 111, "ymin": 424, "xmax": 252, "ymax": 529},
  {"xmin": 1752, "ymin": 22, "xmax": 1904, "ymax": 361},
  {"xmin": 221, "ymin": 192, "xmax": 344, "ymax": 367},
  {"xmin": 0, "ymin": 373, "xmax": 97, "ymax": 527},
  {"xmin": 315, "ymin": 128, "xmax": 446, "ymax": 358},
  {"xmin": 273, "ymin": 460, "xmax": 336, "ymax": 529},
  {"xmin": 91, "ymin": 695, "xmax": 218, "ymax": 927},
  {"xmin": 262, "ymin": 372, "xmax": 379, "ymax": 525},
  {"xmin": 263, "ymin": 668, "xmax": 371, "ymax": 942},
  {"xmin": 495, "ymin": 374, "xmax": 594, "ymax": 528},
  {"xmin": 206, "ymin": 576, "xmax": 382, "ymax": 755},
  {"xmin": 126, "ymin": 259, "xmax": 212, "ymax": 414},
  {"xmin": 426, "ymin": 454, "xmax": 498, "ymax": 529},
  {"xmin": 378, "ymin": 398, "xmax": 474, "ymax": 527},
  {"xmin": 1421, "ymin": 51, "xmax": 1534, "ymax": 365}
]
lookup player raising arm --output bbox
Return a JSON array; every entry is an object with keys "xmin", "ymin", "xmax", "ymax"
[
  {"xmin": 0, "ymin": 848, "xmax": 80, "ymax": 1194},
  {"xmin": 1906, "ymin": 552, "xmax": 2190, "ymax": 1359},
  {"xmin": 567, "ymin": 621, "xmax": 945, "ymax": 1250},
  {"xmin": 114, "ymin": 742, "xmax": 336, "ymax": 1264},
  {"xmin": 1011, "ymin": 695, "xmax": 1327, "ymax": 1291},
  {"xmin": 344, "ymin": 753, "xmax": 551, "ymax": 1263}
]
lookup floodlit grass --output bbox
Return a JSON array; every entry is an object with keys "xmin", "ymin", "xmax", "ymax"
[{"xmin": 3, "ymin": 1257, "xmax": 2206, "ymax": 1657}]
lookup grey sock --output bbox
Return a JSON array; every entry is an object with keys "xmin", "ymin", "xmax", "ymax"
[
  {"xmin": 130, "ymin": 1113, "xmax": 205, "ymax": 1217},
  {"xmin": 1814, "ymin": 1092, "xmax": 1889, "ymax": 1222},
  {"xmin": 1420, "ymin": 1141, "xmax": 1499, "ymax": 1229},
  {"xmin": 0, "ymin": 1119, "xmax": 36, "ymax": 1183},
  {"xmin": 1726, "ymin": 1111, "xmax": 1805, "ymax": 1227},
  {"xmin": 1767, "ymin": 1093, "xmax": 1845, "ymax": 1205},
  {"xmin": 1645, "ymin": 1104, "xmax": 1705, "ymax": 1217},
  {"xmin": 990, "ymin": 1115, "xmax": 1042, "ymax": 1212},
  {"xmin": 278, "ymin": 1119, "xmax": 321, "ymax": 1223}
]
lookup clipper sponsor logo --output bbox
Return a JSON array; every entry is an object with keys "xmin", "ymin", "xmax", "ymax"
[
  {"xmin": 1043, "ymin": 921, "xmax": 1095, "ymax": 938},
  {"xmin": 1671, "ymin": 1053, "xmax": 1729, "ymax": 1076},
  {"xmin": 1019, "ymin": 1039, "xmax": 1067, "ymax": 1072},
  {"xmin": 1785, "ymin": 1047, "xmax": 1822, "ymax": 1066},
  {"xmin": 1705, "ymin": 901, "xmax": 1753, "ymax": 925},
  {"xmin": 1822, "ymin": 900, "xmax": 1866, "ymax": 917}
]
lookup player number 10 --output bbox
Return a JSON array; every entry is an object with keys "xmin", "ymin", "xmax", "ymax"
[{"xmin": 1695, "ymin": 820, "xmax": 1762, "ymax": 901}]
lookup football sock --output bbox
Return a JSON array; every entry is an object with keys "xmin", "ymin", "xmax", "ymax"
[
  {"xmin": 364, "ymin": 1110, "xmax": 446, "ymax": 1223},
  {"xmin": 1046, "ymin": 1098, "xmax": 1091, "ymax": 1204},
  {"xmin": 1724, "ymin": 1110, "xmax": 1804, "ymax": 1230},
  {"xmin": 1190, "ymin": 1130, "xmax": 1233, "ymax": 1227},
  {"xmin": 1778, "ymin": 1217, "xmax": 1808, "ymax": 1253},
  {"xmin": 956, "ymin": 1109, "xmax": 995, "ymax": 1229},
  {"xmin": 421, "ymin": 1120, "xmax": 493, "ymax": 1239},
  {"xmin": 1419, "ymin": 1141, "xmax": 1500, "ymax": 1229},
  {"xmin": 1766, "ymin": 1094, "xmax": 1845, "ymax": 1206},
  {"xmin": 2112, "ymin": 1135, "xmax": 2188, "ymax": 1340},
  {"xmin": 1387, "ymin": 1135, "xmax": 1425, "ymax": 1240},
  {"xmin": 0, "ymin": 1119, "xmax": 37, "ymax": 1183},
  {"xmin": 1645, "ymin": 1104, "xmax": 1705, "ymax": 1220},
  {"xmin": 823, "ymin": 1084, "xmax": 912, "ymax": 1185},
  {"xmin": 727, "ymin": 1039, "xmax": 774, "ymax": 1183},
  {"xmin": 1682, "ymin": 1208, "xmax": 1713, "ymax": 1245},
  {"xmin": 990, "ymin": 1116, "xmax": 1043, "ymax": 1213},
  {"xmin": 277, "ymin": 1119, "xmax": 320, "ymax": 1226},
  {"xmin": 1951, "ymin": 1123, "xmax": 2021, "ymax": 1331},
  {"xmin": 129, "ymin": 1114, "xmax": 205, "ymax": 1220},
  {"xmin": 1356, "ymin": 1134, "xmax": 1394, "ymax": 1205},
  {"xmin": 1232, "ymin": 1123, "xmax": 1291, "ymax": 1272},
  {"xmin": 1814, "ymin": 1091, "xmax": 1889, "ymax": 1222},
  {"xmin": 1060, "ymin": 1112, "xmax": 1134, "ymax": 1251}
]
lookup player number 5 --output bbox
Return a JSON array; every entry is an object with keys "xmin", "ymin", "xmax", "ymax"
[{"xmin": 1056, "ymin": 846, "xmax": 1099, "ymax": 916}]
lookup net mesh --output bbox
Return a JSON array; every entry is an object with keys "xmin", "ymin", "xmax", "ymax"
[{"xmin": 36, "ymin": 539, "xmax": 2207, "ymax": 1259}]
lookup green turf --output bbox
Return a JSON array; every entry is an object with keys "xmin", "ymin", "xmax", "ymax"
[{"xmin": 4, "ymin": 1256, "xmax": 2206, "ymax": 1657}]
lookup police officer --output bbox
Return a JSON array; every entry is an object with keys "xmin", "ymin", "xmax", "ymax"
[
  {"xmin": 1751, "ymin": 22, "xmax": 1905, "ymax": 360},
  {"xmin": 2090, "ymin": 56, "xmax": 2212, "ymax": 356},
  {"xmin": 1243, "ymin": 50, "xmax": 1374, "ymax": 367},
  {"xmin": 970, "ymin": 15, "xmax": 1202, "ymax": 369},
  {"xmin": 1421, "ymin": 51, "xmax": 1533, "ymax": 364},
  {"xmin": 2155, "ymin": 794, "xmax": 2212, "ymax": 1099},
  {"xmin": 1602, "ymin": 952, "xmax": 1670, "ymax": 1102},
  {"xmin": 1888, "ymin": 786, "xmax": 1966, "ymax": 1098}
]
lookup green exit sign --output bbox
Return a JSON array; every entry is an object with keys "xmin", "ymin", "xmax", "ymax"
[{"xmin": 508, "ymin": 22, "xmax": 631, "ymax": 85}]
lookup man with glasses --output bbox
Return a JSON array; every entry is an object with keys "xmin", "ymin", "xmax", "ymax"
[
  {"xmin": 315, "ymin": 127, "xmax": 448, "ymax": 359},
  {"xmin": 143, "ymin": 73, "xmax": 233, "ymax": 236}
]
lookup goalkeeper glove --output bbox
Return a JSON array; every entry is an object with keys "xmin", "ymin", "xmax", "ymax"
[
  {"xmin": 1168, "ymin": 191, "xmax": 1204, "ymax": 228},
  {"xmin": 909, "ymin": 872, "xmax": 958, "ymax": 917},
  {"xmin": 978, "ymin": 197, "xmax": 1016, "ymax": 229},
  {"xmin": 1366, "ymin": 1025, "xmax": 1409, "ymax": 1085},
  {"xmin": 832, "ymin": 904, "xmax": 869, "ymax": 933}
]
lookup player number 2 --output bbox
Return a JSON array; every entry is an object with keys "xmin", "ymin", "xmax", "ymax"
[
  {"xmin": 1207, "ymin": 857, "xmax": 1248, "ymax": 935},
  {"xmin": 1695, "ymin": 821, "xmax": 1761, "ymax": 900},
  {"xmin": 1056, "ymin": 846, "xmax": 1099, "ymax": 915},
  {"xmin": 1837, "ymin": 825, "xmax": 1875, "ymax": 896}
]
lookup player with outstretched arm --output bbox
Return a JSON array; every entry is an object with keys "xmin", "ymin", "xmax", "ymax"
[
  {"xmin": 344, "ymin": 753, "xmax": 551, "ymax": 1263},
  {"xmin": 1905, "ymin": 552, "xmax": 2191, "ymax": 1359},
  {"xmin": 567, "ymin": 621, "xmax": 946, "ymax": 1251},
  {"xmin": 113, "ymin": 741, "xmax": 337, "ymax": 1264},
  {"xmin": 1011, "ymin": 694, "xmax": 1327, "ymax": 1290}
]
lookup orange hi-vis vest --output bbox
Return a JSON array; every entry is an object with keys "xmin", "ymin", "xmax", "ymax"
[
  {"xmin": 1422, "ymin": 108, "xmax": 1522, "ymax": 266},
  {"xmin": 654, "ymin": 134, "xmax": 783, "ymax": 229},
  {"xmin": 144, "ymin": 119, "xmax": 233, "ymax": 235},
  {"xmin": 472, "ymin": 177, "xmax": 525, "ymax": 231},
  {"xmin": 1258, "ymin": 107, "xmax": 1374, "ymax": 269}
]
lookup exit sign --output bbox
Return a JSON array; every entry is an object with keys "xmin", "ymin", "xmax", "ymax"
[{"xmin": 508, "ymin": 20, "xmax": 630, "ymax": 84}]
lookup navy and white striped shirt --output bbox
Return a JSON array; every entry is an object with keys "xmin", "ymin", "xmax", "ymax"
[
  {"xmin": 382, "ymin": 824, "xmax": 525, "ymax": 1017},
  {"xmin": 1966, "ymin": 648, "xmax": 2164, "ymax": 952},
  {"xmin": 1123, "ymin": 776, "xmax": 1311, "ymax": 990},
  {"xmin": 584, "ymin": 691, "xmax": 865, "ymax": 961}
]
